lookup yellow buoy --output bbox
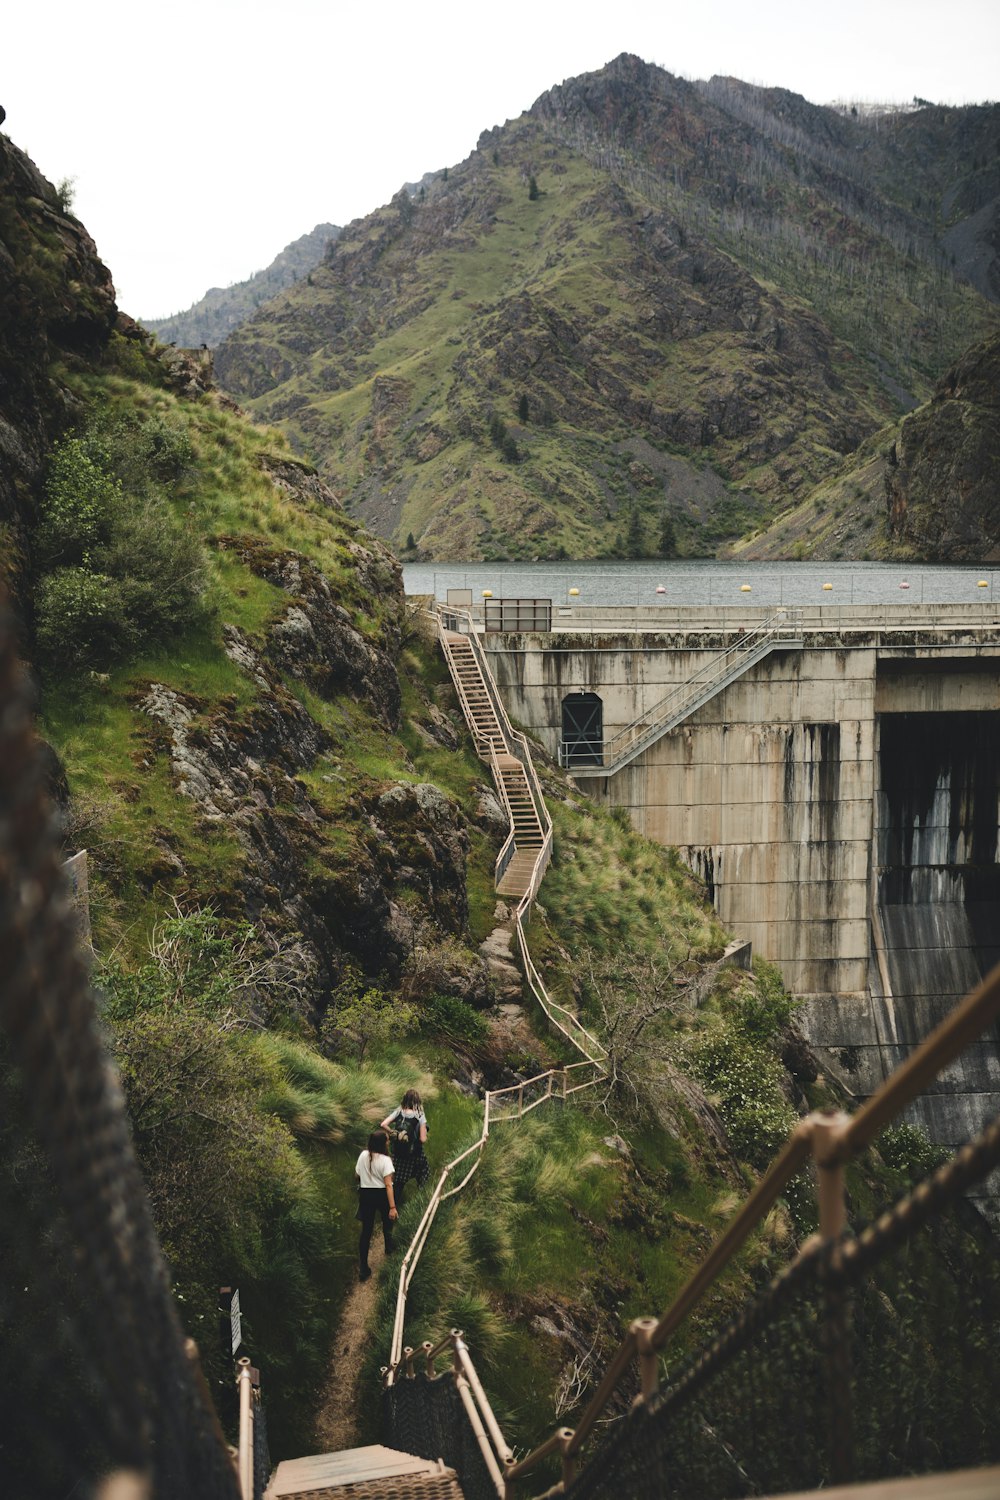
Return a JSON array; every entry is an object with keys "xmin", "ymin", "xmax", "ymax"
[
  {"xmin": 568, "ymin": 587, "xmax": 580, "ymax": 597},
  {"xmin": 978, "ymin": 580, "xmax": 989, "ymax": 588},
  {"xmin": 740, "ymin": 584, "xmax": 752, "ymax": 593},
  {"xmin": 822, "ymin": 582, "xmax": 833, "ymax": 591},
  {"xmin": 482, "ymin": 589, "xmax": 493, "ymax": 598}
]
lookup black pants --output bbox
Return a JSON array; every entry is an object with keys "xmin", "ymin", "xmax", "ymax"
[{"xmin": 357, "ymin": 1187, "xmax": 393, "ymax": 1269}]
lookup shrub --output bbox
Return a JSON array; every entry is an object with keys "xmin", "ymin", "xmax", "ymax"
[
  {"xmin": 719, "ymin": 959, "xmax": 798, "ymax": 1042},
  {"xmin": 97, "ymin": 911, "xmax": 337, "ymax": 1420},
  {"xmin": 420, "ymin": 992, "xmax": 489, "ymax": 1049},
  {"xmin": 35, "ymin": 567, "xmax": 133, "ymax": 668},
  {"xmin": 321, "ymin": 967, "xmax": 417, "ymax": 1062},
  {"xmin": 97, "ymin": 499, "xmax": 206, "ymax": 643},
  {"xmin": 84, "ymin": 409, "xmax": 193, "ymax": 493},
  {"xmin": 34, "ymin": 419, "xmax": 207, "ymax": 673},
  {"xmin": 36, "ymin": 439, "xmax": 121, "ymax": 567},
  {"xmin": 878, "ymin": 1122, "xmax": 948, "ymax": 1181},
  {"xmin": 689, "ymin": 1029, "xmax": 797, "ymax": 1168}
]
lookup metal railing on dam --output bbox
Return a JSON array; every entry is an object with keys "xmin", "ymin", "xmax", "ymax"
[
  {"xmin": 559, "ymin": 608, "xmax": 805, "ymax": 776},
  {"xmin": 523, "ymin": 600, "xmax": 1000, "ymax": 636}
]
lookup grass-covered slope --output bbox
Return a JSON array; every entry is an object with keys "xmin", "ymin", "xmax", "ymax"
[{"xmin": 214, "ymin": 55, "xmax": 998, "ymax": 563}]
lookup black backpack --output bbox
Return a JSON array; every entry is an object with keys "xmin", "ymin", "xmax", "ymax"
[{"xmin": 392, "ymin": 1110, "xmax": 420, "ymax": 1156}]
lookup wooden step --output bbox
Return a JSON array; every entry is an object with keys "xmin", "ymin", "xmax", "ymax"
[{"xmin": 266, "ymin": 1444, "xmax": 463, "ymax": 1499}]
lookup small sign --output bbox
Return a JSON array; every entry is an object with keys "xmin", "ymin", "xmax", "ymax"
[{"xmin": 230, "ymin": 1288, "xmax": 242, "ymax": 1354}]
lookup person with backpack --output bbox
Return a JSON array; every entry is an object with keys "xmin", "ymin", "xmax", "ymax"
[
  {"xmin": 380, "ymin": 1089, "xmax": 429, "ymax": 1210},
  {"xmin": 354, "ymin": 1128, "xmax": 397, "ymax": 1282}
]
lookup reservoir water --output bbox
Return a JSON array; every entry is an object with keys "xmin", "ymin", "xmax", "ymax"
[{"xmin": 403, "ymin": 559, "xmax": 999, "ymax": 608}]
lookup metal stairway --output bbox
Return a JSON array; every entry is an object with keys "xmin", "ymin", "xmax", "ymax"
[
  {"xmin": 494, "ymin": 753, "xmax": 545, "ymax": 899},
  {"xmin": 440, "ymin": 628, "xmax": 548, "ymax": 905},
  {"xmin": 563, "ymin": 610, "xmax": 804, "ymax": 778},
  {"xmin": 265, "ymin": 1445, "xmax": 463, "ymax": 1498},
  {"xmin": 442, "ymin": 632, "xmax": 506, "ymax": 756}
]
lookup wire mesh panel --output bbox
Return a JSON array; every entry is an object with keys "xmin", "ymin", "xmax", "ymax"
[
  {"xmin": 0, "ymin": 602, "xmax": 240, "ymax": 1500},
  {"xmin": 384, "ymin": 1375, "xmax": 498, "ymax": 1500},
  {"xmin": 564, "ymin": 1117, "xmax": 1000, "ymax": 1500}
]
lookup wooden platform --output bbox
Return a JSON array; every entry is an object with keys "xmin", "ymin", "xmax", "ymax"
[{"xmin": 265, "ymin": 1443, "xmax": 463, "ymax": 1499}]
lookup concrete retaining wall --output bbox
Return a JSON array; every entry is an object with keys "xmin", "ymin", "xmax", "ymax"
[{"xmin": 485, "ymin": 625, "xmax": 1000, "ymax": 1197}]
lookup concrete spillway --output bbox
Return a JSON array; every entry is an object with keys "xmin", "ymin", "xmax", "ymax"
[{"xmin": 874, "ymin": 712, "xmax": 1000, "ymax": 1192}]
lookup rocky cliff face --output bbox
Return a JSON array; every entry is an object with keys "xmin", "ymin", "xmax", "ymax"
[
  {"xmin": 142, "ymin": 223, "xmax": 341, "ymax": 349},
  {"xmin": 884, "ymin": 332, "xmax": 1000, "ymax": 558},
  {"xmin": 0, "ymin": 124, "xmax": 490, "ymax": 1016},
  {"xmin": 0, "ymin": 132, "xmax": 116, "ymax": 592}
]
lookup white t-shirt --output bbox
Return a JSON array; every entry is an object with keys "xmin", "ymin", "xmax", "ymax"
[{"xmin": 356, "ymin": 1150, "xmax": 395, "ymax": 1190}]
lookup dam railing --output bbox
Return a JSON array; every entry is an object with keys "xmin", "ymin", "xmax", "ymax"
[
  {"xmin": 560, "ymin": 608, "xmax": 804, "ymax": 776},
  {"xmin": 542, "ymin": 600, "xmax": 1000, "ymax": 635}
]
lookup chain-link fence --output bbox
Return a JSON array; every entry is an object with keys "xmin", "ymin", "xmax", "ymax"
[
  {"xmin": 0, "ymin": 601, "xmax": 240, "ymax": 1500},
  {"xmin": 563, "ymin": 1113, "xmax": 1000, "ymax": 1500}
]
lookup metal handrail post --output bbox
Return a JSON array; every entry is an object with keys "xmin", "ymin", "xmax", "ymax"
[
  {"xmin": 812, "ymin": 1113, "xmax": 854, "ymax": 1483},
  {"xmin": 236, "ymin": 1357, "xmax": 253, "ymax": 1500},
  {"xmin": 632, "ymin": 1317, "xmax": 660, "ymax": 1403}
]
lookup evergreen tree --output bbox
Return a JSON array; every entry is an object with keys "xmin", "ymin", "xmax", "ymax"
[
  {"xmin": 528, "ymin": 175, "xmax": 539, "ymax": 200},
  {"xmin": 518, "ymin": 394, "xmax": 529, "ymax": 423},
  {"xmin": 626, "ymin": 504, "xmax": 646, "ymax": 558},
  {"xmin": 658, "ymin": 511, "xmax": 678, "ymax": 559}
]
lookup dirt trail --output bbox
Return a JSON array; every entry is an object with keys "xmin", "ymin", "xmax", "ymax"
[{"xmin": 313, "ymin": 1240, "xmax": 389, "ymax": 1453}]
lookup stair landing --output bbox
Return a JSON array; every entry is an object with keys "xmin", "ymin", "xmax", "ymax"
[{"xmin": 266, "ymin": 1444, "xmax": 463, "ymax": 1499}]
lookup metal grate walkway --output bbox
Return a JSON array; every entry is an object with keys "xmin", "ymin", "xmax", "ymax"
[{"xmin": 265, "ymin": 1445, "xmax": 463, "ymax": 1499}]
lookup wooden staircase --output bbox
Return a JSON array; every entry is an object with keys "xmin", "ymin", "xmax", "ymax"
[
  {"xmin": 495, "ymin": 754, "xmax": 545, "ymax": 900},
  {"xmin": 441, "ymin": 633, "xmax": 506, "ymax": 755}
]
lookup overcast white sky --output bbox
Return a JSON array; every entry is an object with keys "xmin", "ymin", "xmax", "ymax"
[{"xmin": 5, "ymin": 0, "xmax": 998, "ymax": 320}]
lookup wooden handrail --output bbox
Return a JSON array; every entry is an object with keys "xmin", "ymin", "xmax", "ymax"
[
  {"xmin": 506, "ymin": 962, "xmax": 1000, "ymax": 1493},
  {"xmin": 455, "ymin": 1339, "xmax": 515, "ymax": 1465},
  {"xmin": 649, "ymin": 1121, "xmax": 815, "ymax": 1350}
]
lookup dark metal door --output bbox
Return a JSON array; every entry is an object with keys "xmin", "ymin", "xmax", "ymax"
[{"xmin": 562, "ymin": 693, "xmax": 603, "ymax": 767}]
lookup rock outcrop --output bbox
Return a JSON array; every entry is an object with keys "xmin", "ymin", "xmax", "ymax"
[
  {"xmin": 884, "ymin": 331, "xmax": 1000, "ymax": 559},
  {"xmin": 0, "ymin": 132, "xmax": 116, "ymax": 589}
]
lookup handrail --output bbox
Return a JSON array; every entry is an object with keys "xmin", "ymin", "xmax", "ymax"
[
  {"xmin": 506, "ymin": 958, "xmax": 1000, "ymax": 1495},
  {"xmin": 381, "ymin": 607, "xmax": 611, "ymax": 1495},
  {"xmin": 387, "ymin": 614, "xmax": 608, "ymax": 1380},
  {"xmin": 562, "ymin": 608, "xmax": 804, "ymax": 776}
]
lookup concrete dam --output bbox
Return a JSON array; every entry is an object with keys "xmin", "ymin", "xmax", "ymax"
[{"xmin": 478, "ymin": 601, "xmax": 1000, "ymax": 1201}]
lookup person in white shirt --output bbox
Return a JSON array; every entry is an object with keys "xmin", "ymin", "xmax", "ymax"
[{"xmin": 354, "ymin": 1128, "xmax": 397, "ymax": 1282}]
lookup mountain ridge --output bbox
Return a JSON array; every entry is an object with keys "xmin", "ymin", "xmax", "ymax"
[
  {"xmin": 213, "ymin": 54, "xmax": 998, "ymax": 562},
  {"xmin": 142, "ymin": 221, "xmax": 340, "ymax": 348}
]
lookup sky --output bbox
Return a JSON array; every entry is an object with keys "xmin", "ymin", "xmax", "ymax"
[{"xmin": 5, "ymin": 0, "xmax": 998, "ymax": 320}]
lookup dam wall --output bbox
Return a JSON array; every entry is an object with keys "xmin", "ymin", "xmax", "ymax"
[{"xmin": 484, "ymin": 621, "xmax": 1000, "ymax": 1186}]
